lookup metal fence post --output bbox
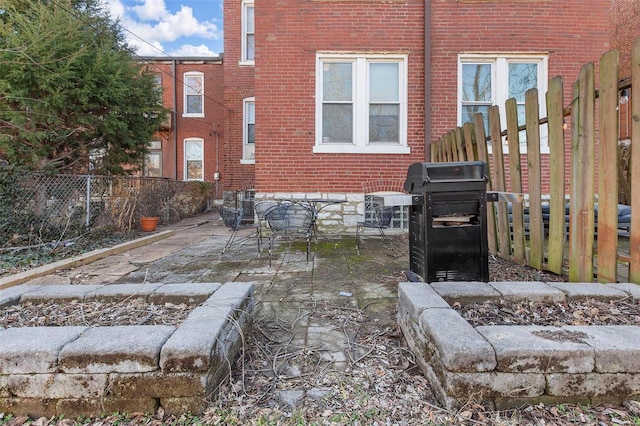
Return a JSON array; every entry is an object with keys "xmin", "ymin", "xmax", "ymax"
[{"xmin": 86, "ymin": 175, "xmax": 91, "ymax": 228}]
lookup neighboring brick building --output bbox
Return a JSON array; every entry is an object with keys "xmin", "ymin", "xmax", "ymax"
[
  {"xmin": 220, "ymin": 0, "xmax": 610, "ymax": 229},
  {"xmin": 140, "ymin": 57, "xmax": 225, "ymax": 197}
]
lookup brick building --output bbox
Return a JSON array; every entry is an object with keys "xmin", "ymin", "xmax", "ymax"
[
  {"xmin": 140, "ymin": 57, "xmax": 225, "ymax": 197},
  {"xmin": 220, "ymin": 0, "xmax": 610, "ymax": 229}
]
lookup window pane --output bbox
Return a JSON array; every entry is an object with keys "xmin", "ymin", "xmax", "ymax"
[
  {"xmin": 322, "ymin": 104, "xmax": 353, "ymax": 142},
  {"xmin": 461, "ymin": 105, "xmax": 490, "ymax": 135},
  {"xmin": 185, "ymin": 141, "xmax": 203, "ymax": 180},
  {"xmin": 185, "ymin": 141, "xmax": 202, "ymax": 159},
  {"xmin": 462, "ymin": 64, "xmax": 492, "ymax": 102},
  {"xmin": 369, "ymin": 104, "xmax": 398, "ymax": 142},
  {"xmin": 509, "ymin": 63, "xmax": 537, "ymax": 102},
  {"xmin": 146, "ymin": 153, "xmax": 161, "ymax": 177},
  {"xmin": 187, "ymin": 161, "xmax": 202, "ymax": 180},
  {"xmin": 247, "ymin": 102, "xmax": 255, "ymax": 123},
  {"xmin": 246, "ymin": 6, "xmax": 254, "ymax": 33},
  {"xmin": 370, "ymin": 63, "xmax": 399, "ymax": 102},
  {"xmin": 186, "ymin": 95, "xmax": 202, "ymax": 114},
  {"xmin": 323, "ymin": 62, "xmax": 352, "ymax": 102},
  {"xmin": 248, "ymin": 124, "xmax": 255, "ymax": 144},
  {"xmin": 246, "ymin": 34, "xmax": 255, "ymax": 61},
  {"xmin": 185, "ymin": 75, "xmax": 202, "ymax": 95}
]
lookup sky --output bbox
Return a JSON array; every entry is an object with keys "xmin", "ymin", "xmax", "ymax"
[{"xmin": 102, "ymin": 0, "xmax": 224, "ymax": 57}]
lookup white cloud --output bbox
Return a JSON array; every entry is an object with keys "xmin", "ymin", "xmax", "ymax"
[
  {"xmin": 101, "ymin": 0, "xmax": 222, "ymax": 57},
  {"xmin": 170, "ymin": 44, "xmax": 218, "ymax": 57}
]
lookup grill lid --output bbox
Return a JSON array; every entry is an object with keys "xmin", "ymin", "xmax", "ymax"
[{"xmin": 403, "ymin": 161, "xmax": 487, "ymax": 194}]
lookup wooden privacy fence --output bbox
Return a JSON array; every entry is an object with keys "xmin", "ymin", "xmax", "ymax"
[{"xmin": 431, "ymin": 39, "xmax": 640, "ymax": 284}]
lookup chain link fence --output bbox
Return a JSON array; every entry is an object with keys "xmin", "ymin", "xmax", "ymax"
[{"xmin": 0, "ymin": 170, "xmax": 215, "ymax": 250}]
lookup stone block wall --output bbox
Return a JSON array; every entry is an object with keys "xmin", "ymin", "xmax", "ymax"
[
  {"xmin": 397, "ymin": 281, "xmax": 640, "ymax": 409},
  {"xmin": 0, "ymin": 282, "xmax": 254, "ymax": 417}
]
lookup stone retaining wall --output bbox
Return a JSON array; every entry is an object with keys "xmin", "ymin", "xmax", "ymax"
[
  {"xmin": 0, "ymin": 282, "xmax": 254, "ymax": 418},
  {"xmin": 397, "ymin": 281, "xmax": 640, "ymax": 409}
]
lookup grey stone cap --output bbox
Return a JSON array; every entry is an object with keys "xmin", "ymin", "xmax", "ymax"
[
  {"xmin": 58, "ymin": 325, "xmax": 175, "ymax": 373},
  {"xmin": 420, "ymin": 308, "xmax": 497, "ymax": 372},
  {"xmin": 489, "ymin": 281, "xmax": 566, "ymax": 303},
  {"xmin": 0, "ymin": 282, "xmax": 224, "ymax": 305},
  {"xmin": 547, "ymin": 282, "xmax": 628, "ymax": 301},
  {"xmin": 607, "ymin": 283, "xmax": 640, "ymax": 301},
  {"xmin": 0, "ymin": 327, "xmax": 87, "ymax": 374},
  {"xmin": 0, "ymin": 284, "xmax": 43, "ymax": 308},
  {"xmin": 430, "ymin": 281, "xmax": 501, "ymax": 306},
  {"xmin": 398, "ymin": 282, "xmax": 450, "ymax": 319},
  {"xmin": 476, "ymin": 325, "xmax": 595, "ymax": 374},
  {"xmin": 0, "ymin": 282, "xmax": 255, "ymax": 375}
]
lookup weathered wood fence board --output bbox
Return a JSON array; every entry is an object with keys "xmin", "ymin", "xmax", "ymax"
[
  {"xmin": 431, "ymin": 41, "xmax": 640, "ymax": 284},
  {"xmin": 526, "ymin": 89, "xmax": 543, "ymax": 270},
  {"xmin": 546, "ymin": 76, "xmax": 566, "ymax": 275},
  {"xmin": 506, "ymin": 98, "xmax": 526, "ymax": 264},
  {"xmin": 597, "ymin": 50, "xmax": 620, "ymax": 283},
  {"xmin": 630, "ymin": 38, "xmax": 640, "ymax": 282}
]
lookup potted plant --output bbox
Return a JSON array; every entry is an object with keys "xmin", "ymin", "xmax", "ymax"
[
  {"xmin": 136, "ymin": 180, "xmax": 166, "ymax": 231},
  {"xmin": 139, "ymin": 215, "xmax": 160, "ymax": 231}
]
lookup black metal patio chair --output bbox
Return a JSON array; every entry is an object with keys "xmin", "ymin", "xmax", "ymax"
[
  {"xmin": 253, "ymin": 200, "xmax": 279, "ymax": 254},
  {"xmin": 265, "ymin": 202, "xmax": 314, "ymax": 267},
  {"xmin": 356, "ymin": 204, "xmax": 398, "ymax": 255},
  {"xmin": 218, "ymin": 205, "xmax": 247, "ymax": 259}
]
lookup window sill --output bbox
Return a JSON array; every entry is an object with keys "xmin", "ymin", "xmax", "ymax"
[
  {"xmin": 313, "ymin": 144, "xmax": 410, "ymax": 155},
  {"xmin": 240, "ymin": 159, "xmax": 255, "ymax": 165},
  {"xmin": 238, "ymin": 61, "xmax": 255, "ymax": 67},
  {"xmin": 182, "ymin": 113, "xmax": 204, "ymax": 118}
]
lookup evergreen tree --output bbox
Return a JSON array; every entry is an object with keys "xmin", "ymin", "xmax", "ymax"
[{"xmin": 0, "ymin": 0, "xmax": 166, "ymax": 174}]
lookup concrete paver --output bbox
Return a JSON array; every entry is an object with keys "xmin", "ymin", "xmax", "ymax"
[{"xmin": 7, "ymin": 212, "xmax": 410, "ymax": 377}]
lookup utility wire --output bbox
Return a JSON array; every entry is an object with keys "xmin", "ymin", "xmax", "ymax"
[{"xmin": 46, "ymin": 0, "xmax": 233, "ymax": 118}]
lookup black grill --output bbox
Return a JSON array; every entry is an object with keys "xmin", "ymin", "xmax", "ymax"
[{"xmin": 404, "ymin": 161, "xmax": 489, "ymax": 283}]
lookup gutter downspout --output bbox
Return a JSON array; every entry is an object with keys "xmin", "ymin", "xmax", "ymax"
[
  {"xmin": 172, "ymin": 59, "xmax": 178, "ymax": 180},
  {"xmin": 424, "ymin": 0, "xmax": 432, "ymax": 161}
]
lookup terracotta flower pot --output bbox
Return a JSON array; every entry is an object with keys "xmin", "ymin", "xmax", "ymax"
[{"xmin": 140, "ymin": 216, "xmax": 160, "ymax": 232}]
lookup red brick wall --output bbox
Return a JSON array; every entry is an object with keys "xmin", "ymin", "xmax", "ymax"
[
  {"xmin": 430, "ymin": 0, "xmax": 609, "ymax": 139},
  {"xmin": 223, "ymin": 0, "xmax": 256, "ymax": 193},
  {"xmin": 254, "ymin": 0, "xmax": 426, "ymax": 194},
  {"xmin": 610, "ymin": 0, "xmax": 640, "ymax": 80},
  {"xmin": 253, "ymin": 0, "xmax": 609, "ymax": 195},
  {"xmin": 431, "ymin": 0, "xmax": 609, "ymax": 193},
  {"xmin": 145, "ymin": 60, "xmax": 224, "ymax": 183}
]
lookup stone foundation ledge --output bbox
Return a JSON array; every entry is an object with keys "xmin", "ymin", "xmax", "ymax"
[
  {"xmin": 397, "ymin": 281, "xmax": 640, "ymax": 410},
  {"xmin": 0, "ymin": 281, "xmax": 254, "ymax": 418}
]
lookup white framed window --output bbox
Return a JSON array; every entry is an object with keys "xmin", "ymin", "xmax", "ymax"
[
  {"xmin": 458, "ymin": 54, "xmax": 549, "ymax": 153},
  {"xmin": 315, "ymin": 53, "xmax": 409, "ymax": 154},
  {"xmin": 184, "ymin": 138, "xmax": 204, "ymax": 181},
  {"xmin": 183, "ymin": 72, "xmax": 204, "ymax": 117},
  {"xmin": 145, "ymin": 141, "xmax": 162, "ymax": 177},
  {"xmin": 146, "ymin": 152, "xmax": 162, "ymax": 177},
  {"xmin": 241, "ymin": 0, "xmax": 255, "ymax": 65},
  {"xmin": 241, "ymin": 97, "xmax": 255, "ymax": 164}
]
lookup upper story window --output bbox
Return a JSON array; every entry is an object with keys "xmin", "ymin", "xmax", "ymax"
[
  {"xmin": 184, "ymin": 138, "xmax": 204, "ymax": 181},
  {"xmin": 184, "ymin": 72, "xmax": 204, "ymax": 117},
  {"xmin": 241, "ymin": 97, "xmax": 255, "ymax": 164},
  {"xmin": 315, "ymin": 53, "xmax": 409, "ymax": 154},
  {"xmin": 458, "ymin": 54, "xmax": 548, "ymax": 152},
  {"xmin": 241, "ymin": 0, "xmax": 255, "ymax": 65}
]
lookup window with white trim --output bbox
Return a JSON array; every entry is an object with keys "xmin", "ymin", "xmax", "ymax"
[
  {"xmin": 241, "ymin": 0, "xmax": 254, "ymax": 64},
  {"xmin": 458, "ymin": 54, "xmax": 548, "ymax": 152},
  {"xmin": 145, "ymin": 141, "xmax": 162, "ymax": 177},
  {"xmin": 184, "ymin": 72, "xmax": 204, "ymax": 116},
  {"xmin": 315, "ymin": 53, "xmax": 409, "ymax": 154},
  {"xmin": 184, "ymin": 138, "xmax": 204, "ymax": 180},
  {"xmin": 242, "ymin": 97, "xmax": 255, "ymax": 163}
]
